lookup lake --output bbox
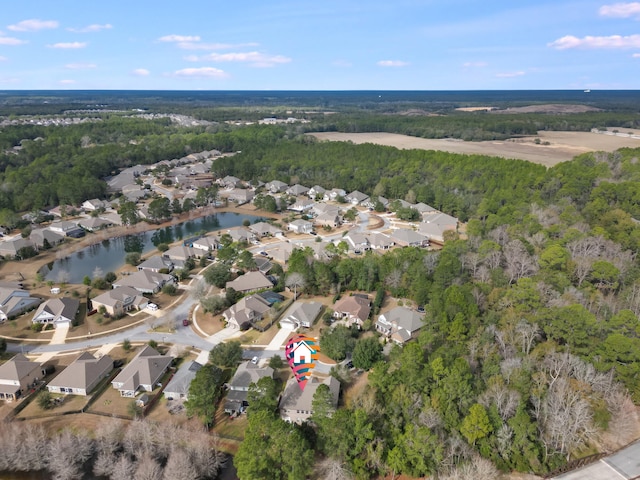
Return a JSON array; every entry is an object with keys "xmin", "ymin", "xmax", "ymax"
[{"xmin": 39, "ymin": 212, "xmax": 263, "ymax": 284}]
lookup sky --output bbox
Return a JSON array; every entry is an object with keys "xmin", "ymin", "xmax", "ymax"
[{"xmin": 1, "ymin": 0, "xmax": 640, "ymax": 90}]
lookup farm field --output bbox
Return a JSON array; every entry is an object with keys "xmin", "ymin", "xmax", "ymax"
[{"xmin": 308, "ymin": 130, "xmax": 640, "ymax": 167}]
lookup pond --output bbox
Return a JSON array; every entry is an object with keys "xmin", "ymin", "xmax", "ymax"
[{"xmin": 40, "ymin": 212, "xmax": 263, "ymax": 284}]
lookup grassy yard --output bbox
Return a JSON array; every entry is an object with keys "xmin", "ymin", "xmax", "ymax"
[{"xmin": 17, "ymin": 391, "xmax": 89, "ymax": 419}]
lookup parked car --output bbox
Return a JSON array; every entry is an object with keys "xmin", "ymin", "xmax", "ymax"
[
  {"xmin": 147, "ymin": 303, "xmax": 158, "ymax": 311},
  {"xmin": 251, "ymin": 356, "xmax": 259, "ymax": 365},
  {"xmin": 182, "ymin": 318, "xmax": 190, "ymax": 326}
]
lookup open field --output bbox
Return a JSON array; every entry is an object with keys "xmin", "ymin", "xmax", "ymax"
[{"xmin": 308, "ymin": 131, "xmax": 640, "ymax": 167}]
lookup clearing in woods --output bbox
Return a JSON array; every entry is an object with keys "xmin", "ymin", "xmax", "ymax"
[{"xmin": 308, "ymin": 130, "xmax": 640, "ymax": 167}]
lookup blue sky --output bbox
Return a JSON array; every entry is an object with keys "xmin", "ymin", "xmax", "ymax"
[{"xmin": 1, "ymin": 0, "xmax": 640, "ymax": 90}]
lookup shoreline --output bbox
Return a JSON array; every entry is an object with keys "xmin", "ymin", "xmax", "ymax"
[{"xmin": 0, "ymin": 204, "xmax": 282, "ymax": 285}]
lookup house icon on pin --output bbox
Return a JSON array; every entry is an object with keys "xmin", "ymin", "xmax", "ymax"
[{"xmin": 292, "ymin": 340, "xmax": 314, "ymax": 364}]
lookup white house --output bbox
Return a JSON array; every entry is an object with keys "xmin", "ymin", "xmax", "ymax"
[
  {"xmin": 288, "ymin": 219, "xmax": 314, "ymax": 234},
  {"xmin": 32, "ymin": 298, "xmax": 79, "ymax": 328}
]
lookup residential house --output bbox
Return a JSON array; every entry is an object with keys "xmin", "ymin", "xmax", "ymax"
[
  {"xmin": 265, "ymin": 180, "xmax": 288, "ymax": 193},
  {"xmin": 286, "ymin": 184, "xmax": 310, "ymax": 197},
  {"xmin": 91, "ymin": 286, "xmax": 149, "ymax": 317},
  {"xmin": 227, "ymin": 227, "xmax": 254, "ymax": 244},
  {"xmin": 219, "ymin": 175, "xmax": 242, "ymax": 189},
  {"xmin": 288, "ymin": 219, "xmax": 314, "ymax": 234},
  {"xmin": 254, "ymin": 257, "xmax": 273, "ymax": 274},
  {"xmin": 367, "ymin": 232, "xmax": 395, "ymax": 250},
  {"xmin": 225, "ymin": 271, "xmax": 273, "ymax": 294},
  {"xmin": 224, "ymin": 362, "xmax": 274, "ymax": 414},
  {"xmin": 332, "ymin": 295, "xmax": 371, "ymax": 327},
  {"xmin": 111, "ymin": 346, "xmax": 173, "ymax": 397},
  {"xmin": 364, "ymin": 196, "xmax": 390, "ymax": 211},
  {"xmin": 0, "ymin": 354, "xmax": 41, "ymax": 402},
  {"xmin": 414, "ymin": 202, "xmax": 438, "ymax": 215},
  {"xmin": 225, "ymin": 188, "xmax": 254, "ymax": 205},
  {"xmin": 164, "ymin": 360, "xmax": 202, "ymax": 401},
  {"xmin": 389, "ymin": 228, "xmax": 429, "ymax": 247},
  {"xmin": 76, "ymin": 217, "xmax": 113, "ymax": 232},
  {"xmin": 343, "ymin": 233, "xmax": 370, "ymax": 252},
  {"xmin": 308, "ymin": 241, "xmax": 333, "ymax": 261},
  {"xmin": 121, "ymin": 185, "xmax": 146, "ymax": 202},
  {"xmin": 288, "ymin": 198, "xmax": 315, "ymax": 213},
  {"xmin": 0, "ymin": 287, "xmax": 42, "ymax": 323},
  {"xmin": 249, "ymin": 222, "xmax": 282, "ymax": 238},
  {"xmin": 223, "ymin": 294, "xmax": 271, "ymax": 330},
  {"xmin": 280, "ymin": 302, "xmax": 323, "ymax": 329},
  {"xmin": 163, "ymin": 245, "xmax": 199, "ymax": 266},
  {"xmin": 265, "ymin": 243, "xmax": 294, "ymax": 264},
  {"xmin": 29, "ymin": 229, "xmax": 64, "ymax": 249},
  {"xmin": 376, "ymin": 306, "xmax": 424, "ymax": 345},
  {"xmin": 279, "ymin": 376, "xmax": 340, "ymax": 424},
  {"xmin": 418, "ymin": 222, "xmax": 452, "ymax": 244},
  {"xmin": 345, "ymin": 190, "xmax": 370, "ymax": 206},
  {"xmin": 0, "ymin": 238, "xmax": 37, "ymax": 259},
  {"xmin": 49, "ymin": 220, "xmax": 85, "ymax": 238},
  {"xmin": 82, "ymin": 199, "xmax": 110, "ymax": 212},
  {"xmin": 100, "ymin": 212, "xmax": 123, "ymax": 226},
  {"xmin": 323, "ymin": 188, "xmax": 347, "ymax": 202},
  {"xmin": 112, "ymin": 270, "xmax": 175, "ymax": 294},
  {"xmin": 32, "ymin": 298, "xmax": 79, "ymax": 328},
  {"xmin": 47, "ymin": 352, "xmax": 113, "ymax": 396},
  {"xmin": 190, "ymin": 235, "xmax": 220, "ymax": 254},
  {"xmin": 422, "ymin": 212, "xmax": 458, "ymax": 231},
  {"xmin": 315, "ymin": 212, "xmax": 342, "ymax": 228},
  {"xmin": 307, "ymin": 185, "xmax": 326, "ymax": 199},
  {"xmin": 137, "ymin": 255, "xmax": 174, "ymax": 273}
]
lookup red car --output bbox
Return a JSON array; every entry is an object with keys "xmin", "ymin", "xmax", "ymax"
[{"xmin": 182, "ymin": 319, "xmax": 190, "ymax": 327}]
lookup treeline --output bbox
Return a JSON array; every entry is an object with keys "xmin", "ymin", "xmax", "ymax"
[
  {"xmin": 304, "ymin": 111, "xmax": 640, "ymax": 141},
  {"xmin": 0, "ymin": 418, "xmax": 224, "ymax": 480}
]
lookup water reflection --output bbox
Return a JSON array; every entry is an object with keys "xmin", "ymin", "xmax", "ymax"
[{"xmin": 41, "ymin": 213, "xmax": 262, "ymax": 284}]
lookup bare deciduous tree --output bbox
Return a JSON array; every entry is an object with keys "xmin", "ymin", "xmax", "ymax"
[
  {"xmin": 503, "ymin": 239, "xmax": 538, "ymax": 284},
  {"xmin": 285, "ymin": 272, "xmax": 306, "ymax": 298},
  {"xmin": 317, "ymin": 457, "xmax": 354, "ymax": 480},
  {"xmin": 163, "ymin": 447, "xmax": 199, "ymax": 480},
  {"xmin": 515, "ymin": 319, "xmax": 540, "ymax": 355},
  {"xmin": 135, "ymin": 453, "xmax": 163, "ymax": 480}
]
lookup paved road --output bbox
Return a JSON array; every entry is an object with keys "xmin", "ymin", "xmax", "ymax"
[{"xmin": 554, "ymin": 439, "xmax": 640, "ymax": 479}]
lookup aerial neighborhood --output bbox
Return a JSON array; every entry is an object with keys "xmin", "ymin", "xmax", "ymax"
[
  {"xmin": 2, "ymin": 85, "xmax": 640, "ymax": 480},
  {"xmin": 0, "ymin": 145, "xmax": 456, "ymax": 440}
]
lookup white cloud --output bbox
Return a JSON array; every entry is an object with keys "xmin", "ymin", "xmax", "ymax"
[
  {"xmin": 8, "ymin": 19, "xmax": 58, "ymax": 32},
  {"xmin": 59, "ymin": 79, "xmax": 76, "ymax": 85},
  {"xmin": 463, "ymin": 61, "xmax": 488, "ymax": 68},
  {"xmin": 549, "ymin": 34, "xmax": 640, "ymax": 49},
  {"xmin": 0, "ymin": 36, "xmax": 26, "ymax": 46},
  {"xmin": 0, "ymin": 56, "xmax": 6, "ymax": 61},
  {"xmin": 196, "ymin": 51, "xmax": 291, "ymax": 67},
  {"xmin": 377, "ymin": 60, "xmax": 409, "ymax": 67},
  {"xmin": 176, "ymin": 41, "xmax": 259, "ymax": 50},
  {"xmin": 67, "ymin": 24, "xmax": 113, "ymax": 33},
  {"xmin": 173, "ymin": 67, "xmax": 228, "ymax": 78},
  {"xmin": 633, "ymin": 52, "xmax": 640, "ymax": 57},
  {"xmin": 47, "ymin": 42, "xmax": 87, "ymax": 49},
  {"xmin": 158, "ymin": 34, "xmax": 201, "ymax": 43},
  {"xmin": 599, "ymin": 2, "xmax": 640, "ymax": 19},
  {"xmin": 332, "ymin": 59, "xmax": 353, "ymax": 67},
  {"xmin": 132, "ymin": 68, "xmax": 150, "ymax": 76},
  {"xmin": 65, "ymin": 63, "xmax": 97, "ymax": 69},
  {"xmin": 495, "ymin": 71, "xmax": 525, "ymax": 78}
]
